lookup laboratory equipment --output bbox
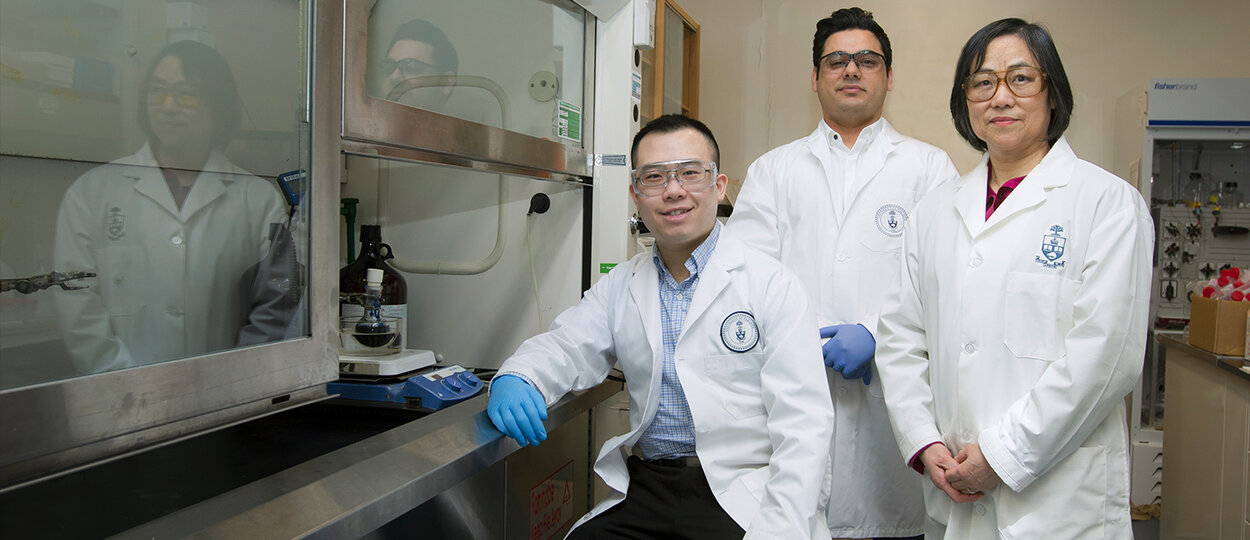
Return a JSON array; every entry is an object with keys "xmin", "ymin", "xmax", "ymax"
[
  {"xmin": 335, "ymin": 269, "xmax": 477, "ymax": 410},
  {"xmin": 327, "ymin": 363, "xmax": 483, "ymax": 412},
  {"xmin": 340, "ymin": 315, "xmax": 402, "ymax": 356},
  {"xmin": 340, "ymin": 225, "xmax": 408, "ymax": 349},
  {"xmin": 0, "ymin": 271, "xmax": 95, "ymax": 294},
  {"xmin": 276, "ymin": 169, "xmax": 308, "ymax": 206},
  {"xmin": 1134, "ymin": 77, "xmax": 1250, "ymax": 508}
]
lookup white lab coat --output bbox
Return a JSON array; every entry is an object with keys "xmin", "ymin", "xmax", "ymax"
[
  {"xmin": 53, "ymin": 144, "xmax": 288, "ymax": 374},
  {"xmin": 497, "ymin": 231, "xmax": 835, "ymax": 540},
  {"xmin": 876, "ymin": 137, "xmax": 1151, "ymax": 539},
  {"xmin": 729, "ymin": 119, "xmax": 957, "ymax": 537}
]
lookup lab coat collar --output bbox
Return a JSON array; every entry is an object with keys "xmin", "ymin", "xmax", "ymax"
[
  {"xmin": 650, "ymin": 222, "xmax": 721, "ymax": 284},
  {"xmin": 819, "ymin": 116, "xmax": 892, "ymax": 155},
  {"xmin": 806, "ymin": 118, "xmax": 902, "ymax": 226},
  {"xmin": 628, "ymin": 228, "xmax": 746, "ymax": 358},
  {"xmin": 629, "ymin": 246, "xmax": 664, "ymax": 363},
  {"xmin": 683, "ymin": 228, "xmax": 744, "ymax": 337},
  {"xmin": 128, "ymin": 142, "xmax": 237, "ymax": 221},
  {"xmin": 956, "ymin": 136, "xmax": 1076, "ymax": 237}
]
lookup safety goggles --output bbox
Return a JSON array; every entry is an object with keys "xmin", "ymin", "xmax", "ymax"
[{"xmin": 630, "ymin": 159, "xmax": 717, "ymax": 197}]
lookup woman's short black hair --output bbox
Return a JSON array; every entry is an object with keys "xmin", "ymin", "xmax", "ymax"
[
  {"xmin": 949, "ymin": 18, "xmax": 1074, "ymax": 152},
  {"xmin": 138, "ymin": 40, "xmax": 241, "ymax": 150}
]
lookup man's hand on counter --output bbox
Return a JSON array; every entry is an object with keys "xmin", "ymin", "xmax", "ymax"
[{"xmin": 486, "ymin": 375, "xmax": 548, "ymax": 447}]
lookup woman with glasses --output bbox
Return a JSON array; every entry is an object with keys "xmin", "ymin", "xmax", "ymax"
[
  {"xmin": 875, "ymin": 18, "xmax": 1151, "ymax": 539},
  {"xmin": 54, "ymin": 40, "xmax": 288, "ymax": 374}
]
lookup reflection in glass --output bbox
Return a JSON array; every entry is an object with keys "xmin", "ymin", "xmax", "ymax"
[
  {"xmin": 50, "ymin": 41, "xmax": 300, "ymax": 375},
  {"xmin": 364, "ymin": 1, "xmax": 585, "ymax": 141},
  {"xmin": 373, "ymin": 19, "xmax": 458, "ymax": 111}
]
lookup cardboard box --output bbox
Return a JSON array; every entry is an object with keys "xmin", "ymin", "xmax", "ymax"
[{"xmin": 1188, "ymin": 295, "xmax": 1250, "ymax": 356}]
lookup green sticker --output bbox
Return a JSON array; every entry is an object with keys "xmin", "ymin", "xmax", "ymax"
[
  {"xmin": 557, "ymin": 100, "xmax": 582, "ymax": 143},
  {"xmin": 600, "ymin": 263, "xmax": 617, "ymax": 273}
]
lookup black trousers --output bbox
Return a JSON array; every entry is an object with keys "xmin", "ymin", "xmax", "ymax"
[{"xmin": 567, "ymin": 455, "xmax": 745, "ymax": 540}]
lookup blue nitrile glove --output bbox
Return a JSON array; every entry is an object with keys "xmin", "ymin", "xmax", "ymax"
[
  {"xmin": 487, "ymin": 374, "xmax": 548, "ymax": 447},
  {"xmin": 820, "ymin": 324, "xmax": 876, "ymax": 385}
]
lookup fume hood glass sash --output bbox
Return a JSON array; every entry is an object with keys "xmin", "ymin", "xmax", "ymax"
[
  {"xmin": 0, "ymin": 0, "xmax": 337, "ymax": 490},
  {"xmin": 342, "ymin": 0, "xmax": 593, "ymax": 182}
]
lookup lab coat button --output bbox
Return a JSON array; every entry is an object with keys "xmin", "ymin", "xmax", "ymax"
[
  {"xmin": 964, "ymin": 343, "xmax": 975, "ymax": 354},
  {"xmin": 837, "ymin": 386, "xmax": 849, "ymax": 396},
  {"xmin": 836, "ymin": 253, "xmax": 847, "ymax": 262},
  {"xmin": 970, "ymin": 257, "xmax": 982, "ymax": 268},
  {"xmin": 974, "ymin": 504, "xmax": 986, "ymax": 515},
  {"xmin": 171, "ymin": 235, "xmax": 184, "ymax": 246}
]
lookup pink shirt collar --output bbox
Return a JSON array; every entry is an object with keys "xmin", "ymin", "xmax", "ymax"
[{"xmin": 986, "ymin": 170, "xmax": 1026, "ymax": 220}]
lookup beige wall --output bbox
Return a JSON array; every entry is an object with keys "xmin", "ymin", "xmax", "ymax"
[{"xmin": 675, "ymin": 0, "xmax": 1250, "ymax": 194}]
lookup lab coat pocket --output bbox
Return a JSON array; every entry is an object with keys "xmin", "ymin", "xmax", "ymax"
[
  {"xmin": 705, "ymin": 352, "xmax": 766, "ymax": 419},
  {"xmin": 92, "ymin": 245, "xmax": 146, "ymax": 316},
  {"xmin": 996, "ymin": 446, "xmax": 1107, "ymax": 539},
  {"xmin": 726, "ymin": 463, "xmax": 771, "ymax": 502},
  {"xmin": 1002, "ymin": 272, "xmax": 1075, "ymax": 362},
  {"xmin": 714, "ymin": 465, "xmax": 771, "ymax": 533}
]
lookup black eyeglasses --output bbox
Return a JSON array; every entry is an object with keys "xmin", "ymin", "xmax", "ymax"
[
  {"xmin": 378, "ymin": 57, "xmax": 438, "ymax": 79},
  {"xmin": 963, "ymin": 66, "xmax": 1048, "ymax": 102},
  {"xmin": 818, "ymin": 50, "xmax": 886, "ymax": 73}
]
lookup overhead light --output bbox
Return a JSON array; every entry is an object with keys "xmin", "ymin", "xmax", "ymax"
[{"xmin": 1232, "ymin": 142, "xmax": 1247, "ymax": 150}]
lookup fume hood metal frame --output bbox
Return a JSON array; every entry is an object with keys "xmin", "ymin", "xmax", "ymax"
[
  {"xmin": 0, "ymin": 0, "xmax": 603, "ymax": 493},
  {"xmin": 0, "ymin": 0, "xmax": 342, "ymax": 491}
]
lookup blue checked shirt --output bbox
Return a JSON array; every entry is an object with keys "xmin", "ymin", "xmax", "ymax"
[{"xmin": 637, "ymin": 223, "xmax": 721, "ymax": 459}]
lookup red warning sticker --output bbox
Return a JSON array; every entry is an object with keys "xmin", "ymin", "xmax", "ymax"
[{"xmin": 529, "ymin": 460, "xmax": 575, "ymax": 540}]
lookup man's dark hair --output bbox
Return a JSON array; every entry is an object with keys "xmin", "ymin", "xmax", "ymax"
[
  {"xmin": 630, "ymin": 114, "xmax": 720, "ymax": 167},
  {"xmin": 811, "ymin": 7, "xmax": 892, "ymax": 70},
  {"xmin": 138, "ymin": 40, "xmax": 241, "ymax": 150},
  {"xmin": 390, "ymin": 19, "xmax": 458, "ymax": 74},
  {"xmin": 949, "ymin": 18, "xmax": 1074, "ymax": 152}
]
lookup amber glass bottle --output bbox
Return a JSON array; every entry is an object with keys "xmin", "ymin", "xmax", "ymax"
[{"xmin": 340, "ymin": 225, "xmax": 408, "ymax": 348}]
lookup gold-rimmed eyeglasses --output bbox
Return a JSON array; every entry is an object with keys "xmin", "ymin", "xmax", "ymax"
[
  {"xmin": 963, "ymin": 66, "xmax": 1048, "ymax": 102},
  {"xmin": 630, "ymin": 159, "xmax": 717, "ymax": 197},
  {"xmin": 145, "ymin": 84, "xmax": 201, "ymax": 109}
]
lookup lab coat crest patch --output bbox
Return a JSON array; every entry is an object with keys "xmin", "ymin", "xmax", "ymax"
[
  {"xmin": 720, "ymin": 311, "xmax": 759, "ymax": 353},
  {"xmin": 106, "ymin": 206, "xmax": 125, "ymax": 241},
  {"xmin": 1036, "ymin": 224, "xmax": 1066, "ymax": 268},
  {"xmin": 875, "ymin": 204, "xmax": 907, "ymax": 237}
]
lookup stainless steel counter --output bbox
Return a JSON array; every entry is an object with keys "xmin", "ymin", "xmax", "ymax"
[
  {"xmin": 136, "ymin": 380, "xmax": 621, "ymax": 539},
  {"xmin": 1158, "ymin": 334, "xmax": 1250, "ymax": 383},
  {"xmin": 0, "ymin": 378, "xmax": 623, "ymax": 539}
]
